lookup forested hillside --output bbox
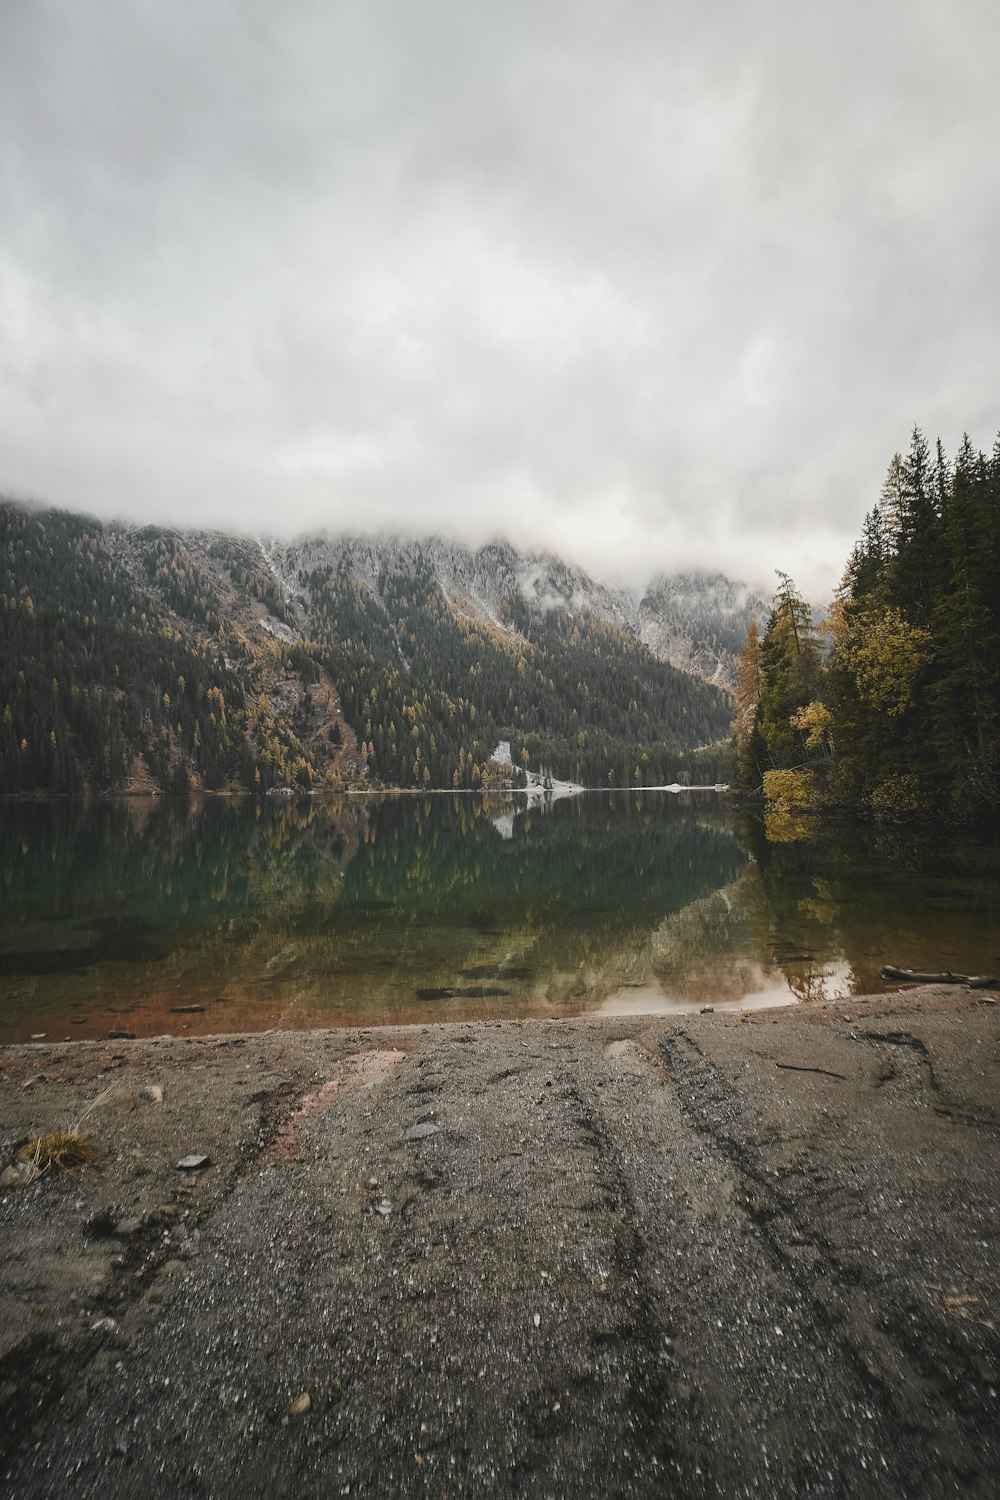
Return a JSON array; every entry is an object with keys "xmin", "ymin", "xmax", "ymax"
[
  {"xmin": 304, "ymin": 552, "xmax": 730, "ymax": 788},
  {"xmin": 736, "ymin": 426, "xmax": 1000, "ymax": 819},
  {"xmin": 0, "ymin": 506, "xmax": 358, "ymax": 795},
  {"xmin": 0, "ymin": 502, "xmax": 735, "ymax": 795}
]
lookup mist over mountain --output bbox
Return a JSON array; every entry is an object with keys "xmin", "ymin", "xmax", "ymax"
[
  {"xmin": 253, "ymin": 530, "xmax": 767, "ymax": 690},
  {"xmin": 2, "ymin": 500, "xmax": 762, "ymax": 796}
]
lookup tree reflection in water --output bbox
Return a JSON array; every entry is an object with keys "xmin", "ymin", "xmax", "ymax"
[{"xmin": 1, "ymin": 793, "xmax": 998, "ymax": 1041}]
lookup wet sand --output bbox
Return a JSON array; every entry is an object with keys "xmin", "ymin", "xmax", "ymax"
[{"xmin": 1, "ymin": 985, "xmax": 998, "ymax": 1498}]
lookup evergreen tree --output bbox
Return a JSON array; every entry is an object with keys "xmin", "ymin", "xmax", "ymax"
[{"xmin": 753, "ymin": 574, "xmax": 822, "ymax": 771}]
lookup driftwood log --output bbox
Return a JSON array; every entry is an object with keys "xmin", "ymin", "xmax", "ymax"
[{"xmin": 881, "ymin": 965, "xmax": 998, "ymax": 988}]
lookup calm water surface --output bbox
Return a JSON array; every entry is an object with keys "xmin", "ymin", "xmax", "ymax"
[{"xmin": 2, "ymin": 792, "xmax": 998, "ymax": 1043}]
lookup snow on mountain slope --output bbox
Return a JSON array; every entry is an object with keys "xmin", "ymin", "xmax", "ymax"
[{"xmin": 170, "ymin": 528, "xmax": 763, "ymax": 693}]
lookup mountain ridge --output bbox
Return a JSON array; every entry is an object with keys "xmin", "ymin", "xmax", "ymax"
[
  {"xmin": 250, "ymin": 528, "xmax": 766, "ymax": 690},
  {"xmin": 1, "ymin": 499, "xmax": 762, "ymax": 795}
]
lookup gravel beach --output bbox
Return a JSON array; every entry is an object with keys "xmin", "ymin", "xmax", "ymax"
[{"xmin": 2, "ymin": 986, "xmax": 997, "ymax": 1498}]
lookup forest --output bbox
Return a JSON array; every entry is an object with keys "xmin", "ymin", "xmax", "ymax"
[
  {"xmin": 736, "ymin": 426, "xmax": 1000, "ymax": 820},
  {"xmin": 304, "ymin": 554, "xmax": 732, "ymax": 790},
  {"xmin": 0, "ymin": 502, "xmax": 733, "ymax": 795}
]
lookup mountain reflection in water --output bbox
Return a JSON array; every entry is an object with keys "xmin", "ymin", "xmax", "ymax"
[{"xmin": 1, "ymin": 793, "xmax": 998, "ymax": 1042}]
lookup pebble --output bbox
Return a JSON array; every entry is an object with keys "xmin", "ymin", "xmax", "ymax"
[
  {"xmin": 0, "ymin": 1164, "xmax": 32, "ymax": 1188},
  {"xmin": 404, "ymin": 1122, "xmax": 439, "ymax": 1141},
  {"xmin": 288, "ymin": 1392, "xmax": 311, "ymax": 1417},
  {"xmin": 175, "ymin": 1154, "xmax": 210, "ymax": 1171}
]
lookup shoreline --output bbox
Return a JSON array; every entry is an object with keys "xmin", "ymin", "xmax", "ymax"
[
  {"xmin": 2, "ymin": 985, "xmax": 997, "ymax": 1496},
  {"xmin": 1, "ymin": 783, "xmax": 729, "ymax": 803}
]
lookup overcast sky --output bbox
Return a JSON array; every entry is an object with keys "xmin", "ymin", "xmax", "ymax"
[{"xmin": 1, "ymin": 1, "xmax": 997, "ymax": 603}]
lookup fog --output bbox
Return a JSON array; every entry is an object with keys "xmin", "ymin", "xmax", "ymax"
[{"xmin": 2, "ymin": 1, "xmax": 997, "ymax": 602}]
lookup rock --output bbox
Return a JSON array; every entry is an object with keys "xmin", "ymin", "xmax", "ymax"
[
  {"xmin": 107, "ymin": 1030, "xmax": 137, "ymax": 1041},
  {"xmin": 533, "ymin": 1312, "xmax": 541, "ymax": 1328},
  {"xmin": 700, "ymin": 1005, "xmax": 714, "ymax": 1014},
  {"xmin": 114, "ymin": 1216, "xmax": 143, "ymax": 1236},
  {"xmin": 288, "ymin": 1392, "xmax": 311, "ymax": 1416},
  {"xmin": 175, "ymin": 1154, "xmax": 210, "ymax": 1171},
  {"xmin": 30, "ymin": 1033, "xmax": 46, "ymax": 1040},
  {"xmin": 375, "ymin": 1199, "xmax": 392, "ymax": 1217},
  {"xmin": 143, "ymin": 1084, "xmax": 165, "ymax": 1104},
  {"xmin": 0, "ymin": 1163, "xmax": 34, "ymax": 1188},
  {"xmin": 404, "ymin": 1122, "xmax": 439, "ymax": 1141}
]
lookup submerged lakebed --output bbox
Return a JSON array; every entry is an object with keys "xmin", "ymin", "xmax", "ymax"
[{"xmin": 1, "ymin": 790, "xmax": 999, "ymax": 1044}]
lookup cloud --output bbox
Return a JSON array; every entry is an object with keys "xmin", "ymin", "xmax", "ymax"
[{"xmin": 1, "ymin": 0, "xmax": 997, "ymax": 604}]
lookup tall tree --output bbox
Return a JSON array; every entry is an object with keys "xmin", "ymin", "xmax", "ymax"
[{"xmin": 752, "ymin": 574, "xmax": 822, "ymax": 773}]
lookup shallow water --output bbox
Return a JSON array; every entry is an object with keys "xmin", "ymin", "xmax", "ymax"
[{"xmin": 1, "ymin": 791, "xmax": 998, "ymax": 1042}]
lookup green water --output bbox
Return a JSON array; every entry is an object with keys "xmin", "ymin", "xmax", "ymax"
[{"xmin": 1, "ymin": 792, "xmax": 998, "ymax": 1043}]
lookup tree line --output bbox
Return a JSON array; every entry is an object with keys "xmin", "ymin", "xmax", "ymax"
[{"xmin": 736, "ymin": 426, "xmax": 1000, "ymax": 818}]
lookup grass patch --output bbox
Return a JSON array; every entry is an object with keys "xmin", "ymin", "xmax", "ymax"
[
  {"xmin": 13, "ymin": 1084, "xmax": 116, "ymax": 1180},
  {"xmin": 20, "ymin": 1130, "xmax": 100, "ymax": 1176}
]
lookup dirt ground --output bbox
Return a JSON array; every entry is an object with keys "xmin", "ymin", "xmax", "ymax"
[{"xmin": 1, "ymin": 986, "xmax": 997, "ymax": 1499}]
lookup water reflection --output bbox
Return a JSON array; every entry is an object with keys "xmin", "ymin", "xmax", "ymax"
[{"xmin": 1, "ymin": 793, "xmax": 998, "ymax": 1042}]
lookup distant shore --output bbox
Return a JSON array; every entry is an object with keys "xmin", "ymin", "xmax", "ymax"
[
  {"xmin": 1, "ymin": 781, "xmax": 730, "ymax": 802},
  {"xmin": 2, "ymin": 983, "xmax": 997, "ymax": 1497}
]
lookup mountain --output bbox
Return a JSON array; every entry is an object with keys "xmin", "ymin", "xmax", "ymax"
[
  {"xmin": 253, "ymin": 533, "xmax": 765, "ymax": 689},
  {"xmin": 638, "ymin": 572, "xmax": 768, "ymax": 690},
  {"xmin": 1, "ymin": 500, "xmax": 760, "ymax": 795}
]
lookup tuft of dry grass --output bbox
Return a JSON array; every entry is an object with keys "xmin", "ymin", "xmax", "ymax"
[
  {"xmin": 20, "ymin": 1130, "xmax": 100, "ymax": 1176},
  {"xmin": 14, "ymin": 1085, "xmax": 116, "ymax": 1180}
]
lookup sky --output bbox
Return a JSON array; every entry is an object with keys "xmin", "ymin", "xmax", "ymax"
[{"xmin": 1, "ymin": 1, "xmax": 997, "ymax": 605}]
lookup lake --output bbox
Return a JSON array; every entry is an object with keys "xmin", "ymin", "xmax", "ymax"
[{"xmin": 1, "ymin": 791, "xmax": 998, "ymax": 1044}]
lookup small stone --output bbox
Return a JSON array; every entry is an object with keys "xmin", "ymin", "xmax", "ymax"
[
  {"xmin": 0, "ymin": 1164, "xmax": 31, "ymax": 1188},
  {"xmin": 288, "ymin": 1392, "xmax": 311, "ymax": 1417},
  {"xmin": 700, "ymin": 1005, "xmax": 714, "ymax": 1014},
  {"xmin": 30, "ymin": 1033, "xmax": 46, "ymax": 1040},
  {"xmin": 91, "ymin": 1316, "xmax": 118, "ymax": 1333},
  {"xmin": 375, "ymin": 1199, "xmax": 392, "ymax": 1217},
  {"xmin": 533, "ymin": 1312, "xmax": 541, "ymax": 1328},
  {"xmin": 114, "ymin": 1216, "xmax": 143, "ymax": 1237},
  {"xmin": 404, "ymin": 1122, "xmax": 439, "ymax": 1141},
  {"xmin": 175, "ymin": 1154, "xmax": 210, "ymax": 1171},
  {"xmin": 143, "ymin": 1084, "xmax": 164, "ymax": 1104}
]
